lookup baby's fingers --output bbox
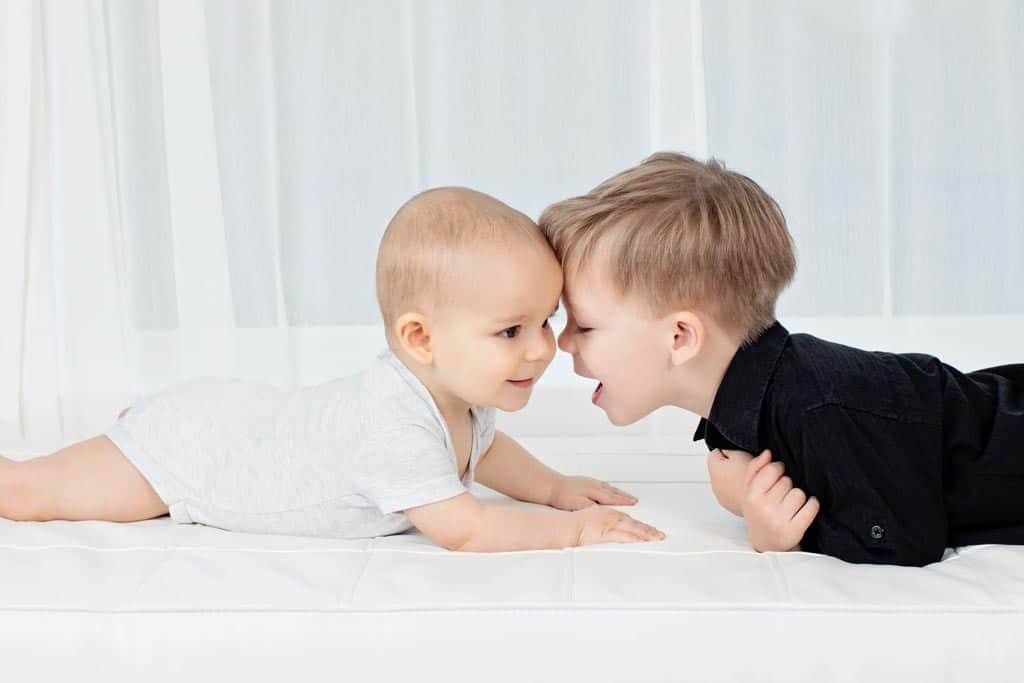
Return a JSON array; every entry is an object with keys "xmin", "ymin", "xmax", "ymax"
[
  {"xmin": 615, "ymin": 516, "xmax": 665, "ymax": 542},
  {"xmin": 593, "ymin": 484, "xmax": 638, "ymax": 506},
  {"xmin": 601, "ymin": 529, "xmax": 652, "ymax": 544}
]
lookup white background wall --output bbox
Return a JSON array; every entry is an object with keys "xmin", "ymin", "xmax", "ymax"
[{"xmin": 1, "ymin": 0, "xmax": 1021, "ymax": 452}]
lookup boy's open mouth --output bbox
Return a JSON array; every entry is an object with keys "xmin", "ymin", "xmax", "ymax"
[{"xmin": 592, "ymin": 382, "xmax": 603, "ymax": 404}]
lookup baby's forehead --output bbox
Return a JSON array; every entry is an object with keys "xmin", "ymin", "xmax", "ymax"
[{"xmin": 445, "ymin": 245, "xmax": 561, "ymax": 313}]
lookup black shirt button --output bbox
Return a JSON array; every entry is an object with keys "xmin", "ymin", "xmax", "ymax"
[{"xmin": 870, "ymin": 524, "xmax": 885, "ymax": 540}]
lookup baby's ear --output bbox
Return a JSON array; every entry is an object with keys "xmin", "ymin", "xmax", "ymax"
[
  {"xmin": 395, "ymin": 312, "xmax": 433, "ymax": 366},
  {"xmin": 669, "ymin": 311, "xmax": 704, "ymax": 366}
]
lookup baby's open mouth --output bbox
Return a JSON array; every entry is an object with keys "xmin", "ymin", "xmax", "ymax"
[
  {"xmin": 507, "ymin": 378, "xmax": 535, "ymax": 389},
  {"xmin": 592, "ymin": 382, "xmax": 603, "ymax": 404}
]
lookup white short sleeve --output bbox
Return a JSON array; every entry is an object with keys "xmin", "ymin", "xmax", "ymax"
[{"xmin": 357, "ymin": 424, "xmax": 467, "ymax": 515}]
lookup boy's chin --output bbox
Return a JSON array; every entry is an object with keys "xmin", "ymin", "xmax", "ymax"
[
  {"xmin": 602, "ymin": 408, "xmax": 640, "ymax": 426},
  {"xmin": 601, "ymin": 403, "xmax": 654, "ymax": 426}
]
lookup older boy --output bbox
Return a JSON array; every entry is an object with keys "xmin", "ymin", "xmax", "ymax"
[{"xmin": 540, "ymin": 152, "xmax": 1024, "ymax": 567}]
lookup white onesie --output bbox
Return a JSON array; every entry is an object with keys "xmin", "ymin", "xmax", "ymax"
[{"xmin": 105, "ymin": 350, "xmax": 496, "ymax": 538}]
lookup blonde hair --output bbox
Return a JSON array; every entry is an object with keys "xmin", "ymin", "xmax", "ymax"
[
  {"xmin": 376, "ymin": 187, "xmax": 549, "ymax": 339},
  {"xmin": 538, "ymin": 152, "xmax": 796, "ymax": 342}
]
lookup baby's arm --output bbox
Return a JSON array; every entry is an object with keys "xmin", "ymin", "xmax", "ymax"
[
  {"xmin": 403, "ymin": 491, "xmax": 663, "ymax": 552},
  {"xmin": 474, "ymin": 430, "xmax": 637, "ymax": 510}
]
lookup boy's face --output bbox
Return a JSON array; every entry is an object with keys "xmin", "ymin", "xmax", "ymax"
[
  {"xmin": 557, "ymin": 263, "xmax": 678, "ymax": 425},
  {"xmin": 430, "ymin": 243, "xmax": 562, "ymax": 413}
]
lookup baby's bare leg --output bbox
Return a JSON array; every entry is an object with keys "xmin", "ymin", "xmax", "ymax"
[{"xmin": 0, "ymin": 436, "xmax": 168, "ymax": 522}]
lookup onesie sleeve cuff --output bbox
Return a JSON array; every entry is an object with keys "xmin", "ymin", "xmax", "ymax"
[{"xmin": 373, "ymin": 475, "xmax": 468, "ymax": 514}]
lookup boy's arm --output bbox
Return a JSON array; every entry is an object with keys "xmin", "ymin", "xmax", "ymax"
[
  {"xmin": 796, "ymin": 405, "xmax": 948, "ymax": 566},
  {"xmin": 744, "ymin": 404, "xmax": 948, "ymax": 566},
  {"xmin": 402, "ymin": 492, "xmax": 664, "ymax": 552},
  {"xmin": 474, "ymin": 430, "xmax": 637, "ymax": 510}
]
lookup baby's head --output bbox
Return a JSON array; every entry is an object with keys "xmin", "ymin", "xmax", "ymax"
[
  {"xmin": 539, "ymin": 152, "xmax": 796, "ymax": 425},
  {"xmin": 376, "ymin": 187, "xmax": 562, "ymax": 412}
]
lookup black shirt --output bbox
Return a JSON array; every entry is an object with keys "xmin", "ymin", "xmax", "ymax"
[{"xmin": 694, "ymin": 321, "xmax": 1024, "ymax": 567}]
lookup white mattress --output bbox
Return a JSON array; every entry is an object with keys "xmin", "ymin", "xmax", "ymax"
[{"xmin": 2, "ymin": 435, "xmax": 1022, "ymax": 682}]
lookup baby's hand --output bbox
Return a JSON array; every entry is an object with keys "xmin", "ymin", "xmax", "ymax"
[
  {"xmin": 574, "ymin": 506, "xmax": 665, "ymax": 546},
  {"xmin": 742, "ymin": 450, "xmax": 820, "ymax": 552},
  {"xmin": 548, "ymin": 475, "xmax": 638, "ymax": 511}
]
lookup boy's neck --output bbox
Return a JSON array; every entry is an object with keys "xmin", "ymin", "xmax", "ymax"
[{"xmin": 672, "ymin": 325, "xmax": 743, "ymax": 419}]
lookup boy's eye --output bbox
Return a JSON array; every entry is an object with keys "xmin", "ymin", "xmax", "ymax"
[
  {"xmin": 575, "ymin": 326, "xmax": 592, "ymax": 334},
  {"xmin": 500, "ymin": 326, "xmax": 521, "ymax": 339}
]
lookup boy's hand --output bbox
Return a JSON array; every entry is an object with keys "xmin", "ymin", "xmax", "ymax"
[
  {"xmin": 548, "ymin": 475, "xmax": 638, "ymax": 511},
  {"xmin": 574, "ymin": 505, "xmax": 665, "ymax": 546},
  {"xmin": 742, "ymin": 450, "xmax": 820, "ymax": 552}
]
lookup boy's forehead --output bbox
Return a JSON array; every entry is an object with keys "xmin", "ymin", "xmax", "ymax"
[{"xmin": 562, "ymin": 264, "xmax": 607, "ymax": 308}]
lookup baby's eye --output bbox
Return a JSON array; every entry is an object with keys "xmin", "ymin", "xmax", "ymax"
[
  {"xmin": 575, "ymin": 326, "xmax": 592, "ymax": 334},
  {"xmin": 500, "ymin": 326, "xmax": 521, "ymax": 339}
]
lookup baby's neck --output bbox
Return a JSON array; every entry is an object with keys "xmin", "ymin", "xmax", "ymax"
[{"xmin": 394, "ymin": 351, "xmax": 473, "ymax": 424}]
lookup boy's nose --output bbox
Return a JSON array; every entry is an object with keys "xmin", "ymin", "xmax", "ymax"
[{"xmin": 557, "ymin": 326, "xmax": 575, "ymax": 353}]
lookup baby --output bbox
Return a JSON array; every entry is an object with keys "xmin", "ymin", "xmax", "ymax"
[{"xmin": 0, "ymin": 188, "xmax": 664, "ymax": 551}]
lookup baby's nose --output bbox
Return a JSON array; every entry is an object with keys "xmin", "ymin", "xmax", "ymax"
[{"xmin": 525, "ymin": 332, "xmax": 554, "ymax": 363}]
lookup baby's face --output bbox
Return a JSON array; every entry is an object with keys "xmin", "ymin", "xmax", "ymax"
[
  {"xmin": 706, "ymin": 448, "xmax": 754, "ymax": 516},
  {"xmin": 431, "ymin": 243, "xmax": 562, "ymax": 412},
  {"xmin": 557, "ymin": 263, "xmax": 680, "ymax": 425}
]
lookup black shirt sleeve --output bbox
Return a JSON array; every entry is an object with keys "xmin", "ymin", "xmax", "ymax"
[{"xmin": 797, "ymin": 403, "xmax": 947, "ymax": 567}]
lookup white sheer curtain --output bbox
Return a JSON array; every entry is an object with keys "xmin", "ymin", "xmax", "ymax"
[{"xmin": 1, "ymin": 0, "xmax": 1021, "ymax": 452}]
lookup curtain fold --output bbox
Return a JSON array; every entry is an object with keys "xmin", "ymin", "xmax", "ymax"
[
  {"xmin": 0, "ymin": 0, "xmax": 34, "ymax": 433},
  {"xmin": 2, "ymin": 0, "xmax": 135, "ymax": 452}
]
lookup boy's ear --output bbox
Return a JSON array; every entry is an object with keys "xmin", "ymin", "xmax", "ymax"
[
  {"xmin": 668, "ymin": 311, "xmax": 703, "ymax": 367},
  {"xmin": 395, "ymin": 312, "xmax": 434, "ymax": 366}
]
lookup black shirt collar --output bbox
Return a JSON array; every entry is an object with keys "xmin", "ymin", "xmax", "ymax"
[{"xmin": 692, "ymin": 321, "xmax": 790, "ymax": 452}]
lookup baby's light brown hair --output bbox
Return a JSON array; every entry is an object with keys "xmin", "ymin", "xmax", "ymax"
[
  {"xmin": 538, "ymin": 152, "xmax": 796, "ymax": 343},
  {"xmin": 376, "ymin": 187, "xmax": 550, "ymax": 342}
]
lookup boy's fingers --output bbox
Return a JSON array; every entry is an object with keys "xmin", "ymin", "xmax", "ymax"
[
  {"xmin": 791, "ymin": 496, "xmax": 821, "ymax": 532},
  {"xmin": 750, "ymin": 461, "xmax": 784, "ymax": 496},
  {"xmin": 766, "ymin": 475, "xmax": 793, "ymax": 503},
  {"xmin": 744, "ymin": 450, "xmax": 774, "ymax": 488},
  {"xmin": 782, "ymin": 487, "xmax": 808, "ymax": 516}
]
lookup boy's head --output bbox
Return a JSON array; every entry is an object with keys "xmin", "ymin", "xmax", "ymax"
[
  {"xmin": 376, "ymin": 187, "xmax": 562, "ymax": 412},
  {"xmin": 539, "ymin": 152, "xmax": 796, "ymax": 425}
]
